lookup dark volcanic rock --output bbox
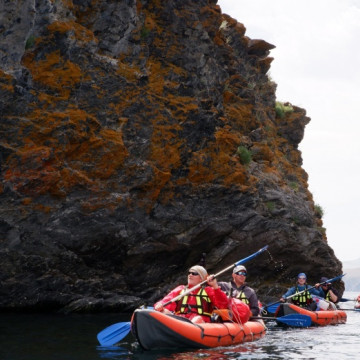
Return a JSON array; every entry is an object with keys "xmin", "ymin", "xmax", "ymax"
[{"xmin": 0, "ymin": 0, "xmax": 343, "ymax": 312}]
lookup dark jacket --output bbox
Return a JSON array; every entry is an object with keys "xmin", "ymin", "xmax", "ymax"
[{"xmin": 218, "ymin": 281, "xmax": 260, "ymax": 316}]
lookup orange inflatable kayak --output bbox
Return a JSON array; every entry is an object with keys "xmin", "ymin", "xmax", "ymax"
[
  {"xmin": 131, "ymin": 308, "xmax": 266, "ymax": 350},
  {"xmin": 276, "ymin": 303, "xmax": 347, "ymax": 326}
]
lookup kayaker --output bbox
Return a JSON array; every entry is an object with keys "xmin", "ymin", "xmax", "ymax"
[
  {"xmin": 218, "ymin": 265, "xmax": 260, "ymax": 317},
  {"xmin": 315, "ymin": 277, "xmax": 339, "ymax": 304},
  {"xmin": 154, "ymin": 265, "xmax": 228, "ymax": 324},
  {"xmin": 280, "ymin": 272, "xmax": 322, "ymax": 311},
  {"xmin": 354, "ymin": 294, "xmax": 360, "ymax": 309}
]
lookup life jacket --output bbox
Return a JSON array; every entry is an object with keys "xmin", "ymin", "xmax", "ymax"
[
  {"xmin": 235, "ymin": 290, "xmax": 250, "ymax": 305},
  {"xmin": 174, "ymin": 287, "xmax": 213, "ymax": 318},
  {"xmin": 291, "ymin": 285, "xmax": 313, "ymax": 307},
  {"xmin": 325, "ymin": 291, "xmax": 331, "ymax": 301}
]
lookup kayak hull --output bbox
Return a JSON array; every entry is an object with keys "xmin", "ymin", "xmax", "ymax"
[
  {"xmin": 131, "ymin": 309, "xmax": 266, "ymax": 350},
  {"xmin": 276, "ymin": 303, "xmax": 347, "ymax": 326}
]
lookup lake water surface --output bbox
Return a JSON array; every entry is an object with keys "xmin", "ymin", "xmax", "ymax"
[{"xmin": 1, "ymin": 292, "xmax": 359, "ymax": 360}]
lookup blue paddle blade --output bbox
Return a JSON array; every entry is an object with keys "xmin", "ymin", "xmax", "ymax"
[
  {"xmin": 265, "ymin": 304, "xmax": 280, "ymax": 314},
  {"xmin": 97, "ymin": 322, "xmax": 131, "ymax": 346},
  {"xmin": 276, "ymin": 314, "xmax": 312, "ymax": 327}
]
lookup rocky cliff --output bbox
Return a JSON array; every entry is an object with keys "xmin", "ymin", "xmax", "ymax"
[{"xmin": 0, "ymin": 0, "xmax": 343, "ymax": 313}]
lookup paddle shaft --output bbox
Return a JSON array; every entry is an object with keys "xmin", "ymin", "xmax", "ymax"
[
  {"xmin": 251, "ymin": 314, "xmax": 312, "ymax": 327},
  {"xmin": 265, "ymin": 273, "xmax": 346, "ymax": 309},
  {"xmin": 163, "ymin": 245, "xmax": 269, "ymax": 306},
  {"xmin": 251, "ymin": 316, "xmax": 278, "ymax": 321},
  {"xmin": 285, "ymin": 274, "xmax": 345, "ymax": 301}
]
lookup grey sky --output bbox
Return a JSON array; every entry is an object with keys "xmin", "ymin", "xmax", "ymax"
[{"xmin": 218, "ymin": 0, "xmax": 360, "ymax": 261}]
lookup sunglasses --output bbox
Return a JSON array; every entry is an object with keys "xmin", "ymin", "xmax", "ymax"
[
  {"xmin": 188, "ymin": 271, "xmax": 200, "ymax": 276},
  {"xmin": 298, "ymin": 277, "xmax": 306, "ymax": 280},
  {"xmin": 235, "ymin": 271, "xmax": 247, "ymax": 276}
]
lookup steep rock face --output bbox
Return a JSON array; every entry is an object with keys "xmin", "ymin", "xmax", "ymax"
[{"xmin": 0, "ymin": 0, "xmax": 343, "ymax": 312}]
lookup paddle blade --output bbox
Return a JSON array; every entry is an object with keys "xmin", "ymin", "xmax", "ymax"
[
  {"xmin": 97, "ymin": 322, "xmax": 131, "ymax": 346},
  {"xmin": 276, "ymin": 314, "xmax": 312, "ymax": 327},
  {"xmin": 265, "ymin": 304, "xmax": 280, "ymax": 314},
  {"xmin": 235, "ymin": 245, "xmax": 269, "ymax": 266}
]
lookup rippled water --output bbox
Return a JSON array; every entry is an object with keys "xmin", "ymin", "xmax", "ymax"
[{"xmin": 1, "ymin": 292, "xmax": 358, "ymax": 360}]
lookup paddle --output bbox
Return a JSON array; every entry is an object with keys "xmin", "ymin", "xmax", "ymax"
[
  {"xmin": 263, "ymin": 274, "xmax": 346, "ymax": 311},
  {"xmin": 261, "ymin": 303, "xmax": 280, "ymax": 314},
  {"xmin": 97, "ymin": 322, "xmax": 131, "ymax": 347},
  {"xmin": 96, "ymin": 245, "xmax": 269, "ymax": 346},
  {"xmin": 251, "ymin": 314, "xmax": 312, "ymax": 327},
  {"xmin": 162, "ymin": 245, "xmax": 269, "ymax": 307}
]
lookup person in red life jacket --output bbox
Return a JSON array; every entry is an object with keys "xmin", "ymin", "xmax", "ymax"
[
  {"xmin": 218, "ymin": 265, "xmax": 260, "ymax": 317},
  {"xmin": 315, "ymin": 277, "xmax": 339, "ymax": 304},
  {"xmin": 280, "ymin": 272, "xmax": 322, "ymax": 311},
  {"xmin": 154, "ymin": 265, "xmax": 228, "ymax": 324}
]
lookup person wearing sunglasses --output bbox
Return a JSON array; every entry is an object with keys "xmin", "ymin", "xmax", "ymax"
[
  {"xmin": 315, "ymin": 277, "xmax": 339, "ymax": 304},
  {"xmin": 218, "ymin": 265, "xmax": 260, "ymax": 317},
  {"xmin": 280, "ymin": 272, "xmax": 322, "ymax": 310},
  {"xmin": 154, "ymin": 265, "xmax": 228, "ymax": 323}
]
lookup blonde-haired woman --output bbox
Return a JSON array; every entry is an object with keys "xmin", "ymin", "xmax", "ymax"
[{"xmin": 154, "ymin": 265, "xmax": 228, "ymax": 323}]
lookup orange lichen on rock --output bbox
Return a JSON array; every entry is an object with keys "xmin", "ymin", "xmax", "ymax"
[
  {"xmin": 148, "ymin": 61, "xmax": 165, "ymax": 94},
  {"xmin": 3, "ymin": 106, "xmax": 128, "ymax": 197},
  {"xmin": 80, "ymin": 128, "xmax": 129, "ymax": 179},
  {"xmin": 4, "ymin": 144, "xmax": 62, "ymax": 196},
  {"xmin": 47, "ymin": 20, "xmax": 96, "ymax": 43},
  {"xmin": 0, "ymin": 70, "xmax": 14, "ymax": 92},
  {"xmin": 188, "ymin": 151, "xmax": 215, "ymax": 184},
  {"xmin": 149, "ymin": 122, "xmax": 183, "ymax": 172},
  {"xmin": 223, "ymin": 101, "xmax": 254, "ymax": 130},
  {"xmin": 23, "ymin": 50, "xmax": 83, "ymax": 99},
  {"xmin": 147, "ymin": 59, "xmax": 188, "ymax": 96},
  {"xmin": 251, "ymin": 142, "xmax": 274, "ymax": 163},
  {"xmin": 117, "ymin": 60, "xmax": 142, "ymax": 83},
  {"xmin": 187, "ymin": 126, "xmax": 252, "ymax": 189},
  {"xmin": 139, "ymin": 165, "xmax": 172, "ymax": 206}
]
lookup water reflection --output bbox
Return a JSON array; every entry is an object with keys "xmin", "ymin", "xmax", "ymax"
[
  {"xmin": 97, "ymin": 345, "xmax": 132, "ymax": 359},
  {"xmin": 0, "ymin": 292, "xmax": 358, "ymax": 360}
]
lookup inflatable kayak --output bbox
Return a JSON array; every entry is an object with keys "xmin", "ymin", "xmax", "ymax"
[
  {"xmin": 131, "ymin": 308, "xmax": 266, "ymax": 350},
  {"xmin": 276, "ymin": 302, "xmax": 347, "ymax": 326}
]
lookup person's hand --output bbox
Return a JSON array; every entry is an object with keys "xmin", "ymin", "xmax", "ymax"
[
  {"xmin": 280, "ymin": 297, "xmax": 285, "ymax": 303},
  {"xmin": 207, "ymin": 274, "xmax": 219, "ymax": 289},
  {"xmin": 154, "ymin": 303, "xmax": 164, "ymax": 312},
  {"xmin": 315, "ymin": 283, "xmax": 320, "ymax": 288}
]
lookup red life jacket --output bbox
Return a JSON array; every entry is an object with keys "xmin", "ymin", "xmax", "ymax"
[{"xmin": 174, "ymin": 287, "xmax": 213, "ymax": 318}]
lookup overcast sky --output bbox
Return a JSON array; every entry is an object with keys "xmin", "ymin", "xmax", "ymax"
[{"xmin": 218, "ymin": 0, "xmax": 360, "ymax": 262}]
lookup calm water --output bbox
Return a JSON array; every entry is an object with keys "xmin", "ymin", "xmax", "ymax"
[{"xmin": 1, "ymin": 292, "xmax": 359, "ymax": 360}]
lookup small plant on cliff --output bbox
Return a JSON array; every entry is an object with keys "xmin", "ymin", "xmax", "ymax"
[
  {"xmin": 247, "ymin": 81, "xmax": 256, "ymax": 90},
  {"xmin": 289, "ymin": 181, "xmax": 299, "ymax": 192},
  {"xmin": 236, "ymin": 146, "xmax": 252, "ymax": 165},
  {"xmin": 140, "ymin": 26, "xmax": 150, "ymax": 39},
  {"xmin": 314, "ymin": 204, "xmax": 324, "ymax": 218},
  {"xmin": 25, "ymin": 35, "xmax": 36, "ymax": 49},
  {"xmin": 318, "ymin": 226, "xmax": 326, "ymax": 235},
  {"xmin": 265, "ymin": 201, "xmax": 275, "ymax": 212},
  {"xmin": 275, "ymin": 101, "xmax": 294, "ymax": 118}
]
